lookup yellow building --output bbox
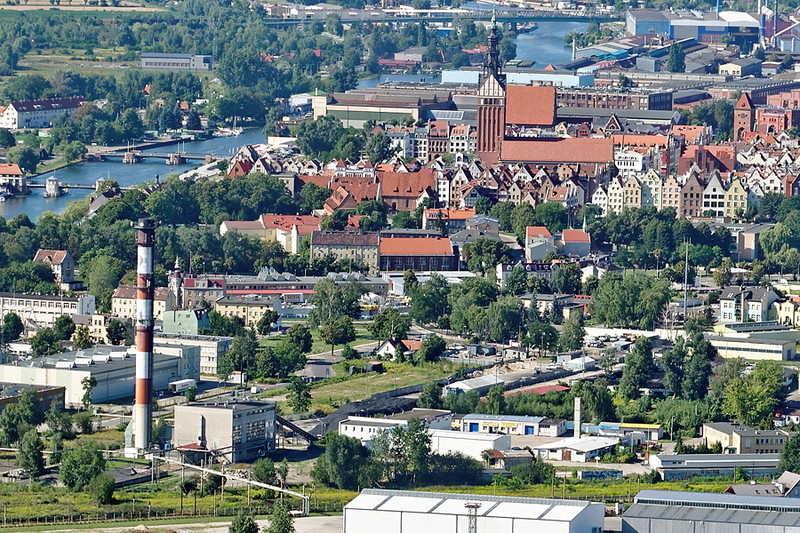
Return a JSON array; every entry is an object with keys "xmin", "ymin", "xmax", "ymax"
[
  {"xmin": 622, "ymin": 175, "xmax": 642, "ymax": 209},
  {"xmin": 213, "ymin": 295, "xmax": 282, "ymax": 329},
  {"xmin": 607, "ymin": 176, "xmax": 625, "ymax": 214},
  {"xmin": 724, "ymin": 179, "xmax": 748, "ymax": 218},
  {"xmin": 774, "ymin": 299, "xmax": 800, "ymax": 327}
]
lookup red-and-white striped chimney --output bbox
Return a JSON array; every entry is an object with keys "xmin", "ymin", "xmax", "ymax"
[{"xmin": 134, "ymin": 217, "xmax": 156, "ymax": 450}]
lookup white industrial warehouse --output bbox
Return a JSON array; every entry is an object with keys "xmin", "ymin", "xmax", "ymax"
[{"xmin": 344, "ymin": 489, "xmax": 605, "ymax": 533}]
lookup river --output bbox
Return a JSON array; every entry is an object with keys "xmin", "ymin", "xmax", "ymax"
[
  {"xmin": 13, "ymin": 21, "xmax": 585, "ymax": 222},
  {"xmin": 3, "ymin": 128, "xmax": 267, "ymax": 221}
]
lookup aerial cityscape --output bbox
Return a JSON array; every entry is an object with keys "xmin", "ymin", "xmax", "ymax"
[{"xmin": 2, "ymin": 0, "xmax": 800, "ymax": 531}]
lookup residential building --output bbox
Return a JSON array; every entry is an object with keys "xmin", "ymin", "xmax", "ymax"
[
  {"xmin": 421, "ymin": 208, "xmax": 475, "ymax": 232},
  {"xmin": 379, "ymin": 237, "xmax": 455, "ymax": 272},
  {"xmin": 173, "ymin": 400, "xmax": 276, "ymax": 464},
  {"xmin": 154, "ymin": 333, "xmax": 233, "ymax": 376},
  {"xmin": 0, "ymin": 97, "xmax": 84, "ymax": 129},
  {"xmin": 661, "ymin": 174, "xmax": 681, "ymax": 212},
  {"xmin": 639, "ymin": 169, "xmax": 662, "ymax": 210},
  {"xmin": 72, "ymin": 314, "xmax": 113, "ymax": 344},
  {"xmin": 378, "ymin": 171, "xmax": 436, "ymax": 212},
  {"xmin": 525, "ymin": 226, "xmax": 557, "ymax": 262},
  {"xmin": 718, "ymin": 285, "xmax": 780, "ymax": 322},
  {"xmin": 590, "ymin": 185, "xmax": 609, "ymax": 216},
  {"xmin": 309, "ymin": 231, "xmax": 380, "ymax": 275},
  {"xmin": 607, "ymin": 176, "xmax": 625, "ymax": 215},
  {"xmin": 724, "ymin": 178, "xmax": 748, "ymax": 217},
  {"xmin": 33, "ymin": 249, "xmax": 76, "ymax": 289},
  {"xmin": 0, "ymin": 344, "xmax": 199, "ymax": 406},
  {"xmin": 161, "ymin": 309, "xmax": 210, "ymax": 336},
  {"xmin": 140, "ymin": 53, "xmax": 213, "ymax": 71},
  {"xmin": 0, "ymin": 163, "xmax": 26, "ymax": 194},
  {"xmin": 679, "ymin": 173, "xmax": 706, "ymax": 218},
  {"xmin": 703, "ymin": 422, "xmax": 790, "ymax": 454},
  {"xmin": 701, "ymin": 172, "xmax": 727, "ymax": 217},
  {"xmin": 724, "ymin": 471, "xmax": 800, "ymax": 497},
  {"xmin": 0, "ymin": 293, "xmax": 95, "ymax": 329},
  {"xmin": 219, "ymin": 214, "xmax": 336, "ymax": 255},
  {"xmin": 213, "ymin": 295, "xmax": 282, "ymax": 329},
  {"xmin": 112, "ymin": 286, "xmax": 175, "ymax": 321},
  {"xmin": 344, "ymin": 489, "xmax": 604, "ymax": 533}
]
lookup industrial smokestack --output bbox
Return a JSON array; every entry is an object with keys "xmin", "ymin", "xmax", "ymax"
[
  {"xmin": 134, "ymin": 217, "xmax": 156, "ymax": 451},
  {"xmin": 574, "ymin": 396, "xmax": 582, "ymax": 439}
]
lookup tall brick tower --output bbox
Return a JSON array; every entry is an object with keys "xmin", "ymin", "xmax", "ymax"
[
  {"xmin": 476, "ymin": 13, "xmax": 506, "ymax": 166},
  {"xmin": 734, "ymin": 92, "xmax": 755, "ymax": 142}
]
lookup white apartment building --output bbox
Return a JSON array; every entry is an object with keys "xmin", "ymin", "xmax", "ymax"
[
  {"xmin": 0, "ymin": 293, "xmax": 95, "ymax": 328},
  {"xmin": 0, "ymin": 97, "xmax": 84, "ymax": 129}
]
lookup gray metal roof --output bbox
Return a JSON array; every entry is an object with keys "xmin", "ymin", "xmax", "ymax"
[{"xmin": 633, "ymin": 489, "xmax": 800, "ymax": 511}]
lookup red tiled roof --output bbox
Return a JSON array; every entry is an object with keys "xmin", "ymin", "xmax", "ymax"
[
  {"xmin": 735, "ymin": 92, "xmax": 754, "ymax": 110},
  {"xmin": 378, "ymin": 170, "xmax": 436, "ymax": 199},
  {"xmin": 505, "ymin": 85, "xmax": 556, "ymax": 127},
  {"xmin": 401, "ymin": 339, "xmax": 423, "ymax": 352},
  {"xmin": 380, "ymin": 237, "xmax": 453, "ymax": 256},
  {"xmin": 562, "ymin": 229, "xmax": 590, "ymax": 243},
  {"xmin": 0, "ymin": 163, "xmax": 23, "ymax": 176},
  {"xmin": 526, "ymin": 226, "xmax": 552, "ymax": 240},
  {"xmin": 113, "ymin": 285, "xmax": 172, "ymax": 301},
  {"xmin": 34, "ymin": 249, "xmax": 68, "ymax": 265},
  {"xmin": 501, "ymin": 138, "xmax": 613, "ymax": 164},
  {"xmin": 423, "ymin": 208, "xmax": 476, "ymax": 220},
  {"xmin": 260, "ymin": 214, "xmax": 321, "ymax": 235}
]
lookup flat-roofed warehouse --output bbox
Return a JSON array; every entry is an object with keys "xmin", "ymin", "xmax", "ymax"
[
  {"xmin": 622, "ymin": 489, "xmax": 800, "ymax": 533},
  {"xmin": 344, "ymin": 489, "xmax": 605, "ymax": 533}
]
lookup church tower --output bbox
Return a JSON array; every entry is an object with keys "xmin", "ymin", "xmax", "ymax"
[
  {"xmin": 734, "ymin": 92, "xmax": 755, "ymax": 142},
  {"xmin": 476, "ymin": 13, "xmax": 507, "ymax": 166}
]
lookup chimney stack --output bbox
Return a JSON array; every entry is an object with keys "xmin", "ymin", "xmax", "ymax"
[
  {"xmin": 574, "ymin": 396, "xmax": 582, "ymax": 439},
  {"xmin": 134, "ymin": 217, "xmax": 156, "ymax": 451}
]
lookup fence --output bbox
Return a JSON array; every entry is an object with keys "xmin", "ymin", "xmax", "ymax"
[{"xmin": 0, "ymin": 501, "xmax": 346, "ymax": 528}]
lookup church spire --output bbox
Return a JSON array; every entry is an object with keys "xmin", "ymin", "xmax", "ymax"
[{"xmin": 485, "ymin": 9, "xmax": 502, "ymax": 80}]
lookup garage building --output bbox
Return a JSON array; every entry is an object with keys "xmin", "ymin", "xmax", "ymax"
[{"xmin": 344, "ymin": 489, "xmax": 605, "ymax": 533}]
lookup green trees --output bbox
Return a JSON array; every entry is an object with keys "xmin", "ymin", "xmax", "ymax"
[
  {"xmin": 667, "ymin": 42, "xmax": 685, "ymax": 73},
  {"xmin": 591, "ymin": 272, "xmax": 670, "ymax": 330},
  {"xmin": 59, "ymin": 441, "xmax": 106, "ymax": 490},
  {"xmin": 320, "ymin": 316, "xmax": 356, "ymax": 356},
  {"xmin": 81, "ymin": 376, "xmax": 97, "ymax": 410},
  {"xmin": 312, "ymin": 432, "xmax": 372, "ymax": 490},
  {"xmin": 53, "ymin": 315, "xmax": 76, "ymax": 340},
  {"xmin": 31, "ymin": 327, "xmax": 61, "ymax": 357},
  {"xmin": 288, "ymin": 376, "xmax": 312, "ymax": 413},
  {"xmin": 487, "ymin": 295, "xmax": 524, "ymax": 343},
  {"xmin": 723, "ymin": 361, "xmax": 786, "ymax": 427},
  {"xmin": 527, "ymin": 320, "xmax": 559, "ymax": 354},
  {"xmin": 505, "ymin": 266, "xmax": 528, "ymax": 295},
  {"xmin": 618, "ymin": 337, "xmax": 656, "ymax": 401},
  {"xmin": 417, "ymin": 381, "xmax": 442, "ymax": 409},
  {"xmin": 106, "ymin": 319, "xmax": 127, "ymax": 346},
  {"xmin": 89, "ymin": 473, "xmax": 115, "ymax": 504},
  {"xmin": 257, "ymin": 310, "xmax": 280, "ymax": 335},
  {"xmin": 661, "ymin": 333, "xmax": 715, "ymax": 401},
  {"xmin": 17, "ymin": 429, "xmax": 44, "ymax": 478},
  {"xmin": 414, "ymin": 335, "xmax": 446, "ymax": 364},
  {"xmin": 369, "ymin": 308, "xmax": 411, "ymax": 340},
  {"xmin": 230, "ymin": 509, "xmax": 260, "ymax": 533},
  {"xmin": 73, "ymin": 326, "xmax": 93, "ymax": 350},
  {"xmin": 558, "ymin": 314, "xmax": 585, "ymax": 352},
  {"xmin": 780, "ymin": 433, "xmax": 800, "ymax": 473},
  {"xmin": 6, "ymin": 145, "xmax": 38, "ymax": 173},
  {"xmin": 552, "ymin": 263, "xmax": 582, "ymax": 294},
  {"xmin": 287, "ymin": 324, "xmax": 313, "ymax": 354},
  {"xmin": 409, "ymin": 273, "xmax": 450, "ymax": 325},
  {"xmin": 2, "ymin": 312, "xmax": 23, "ymax": 343},
  {"xmin": 365, "ymin": 130, "xmax": 393, "ymax": 164},
  {"xmin": 461, "ymin": 238, "xmax": 510, "ymax": 274},
  {"xmin": 252, "ymin": 457, "xmax": 277, "ymax": 485},
  {"xmin": 308, "ymin": 278, "xmax": 363, "ymax": 326},
  {"xmin": 265, "ymin": 500, "xmax": 295, "ymax": 533}
]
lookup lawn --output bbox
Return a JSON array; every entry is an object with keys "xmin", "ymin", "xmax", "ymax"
[
  {"xmin": 306, "ymin": 361, "xmax": 456, "ymax": 413},
  {"xmin": 260, "ymin": 325, "xmax": 380, "ymax": 356}
]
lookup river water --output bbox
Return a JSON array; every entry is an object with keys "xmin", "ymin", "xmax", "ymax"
[
  {"xmin": 12, "ymin": 20, "xmax": 586, "ymax": 222},
  {"xmin": 3, "ymin": 128, "xmax": 267, "ymax": 221}
]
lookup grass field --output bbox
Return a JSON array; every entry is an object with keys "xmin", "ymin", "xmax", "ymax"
[{"xmin": 260, "ymin": 325, "xmax": 379, "ymax": 357}]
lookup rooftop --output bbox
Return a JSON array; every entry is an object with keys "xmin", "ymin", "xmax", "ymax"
[{"xmin": 380, "ymin": 237, "xmax": 453, "ymax": 256}]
